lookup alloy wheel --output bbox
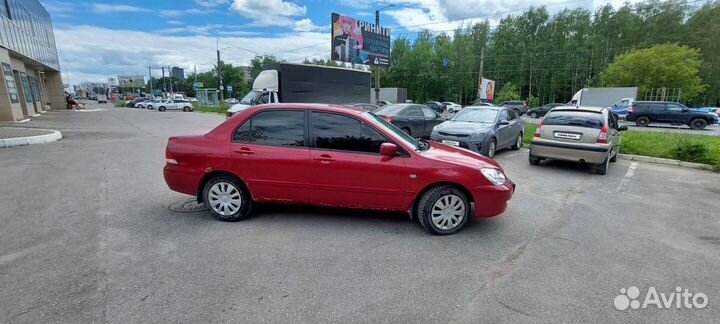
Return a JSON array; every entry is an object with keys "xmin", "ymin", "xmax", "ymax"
[{"xmin": 431, "ymin": 194, "xmax": 466, "ymax": 231}]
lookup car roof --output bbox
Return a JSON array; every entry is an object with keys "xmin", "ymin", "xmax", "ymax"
[
  {"xmin": 246, "ymin": 103, "xmax": 368, "ymax": 115},
  {"xmin": 551, "ymin": 106, "xmax": 607, "ymax": 113}
]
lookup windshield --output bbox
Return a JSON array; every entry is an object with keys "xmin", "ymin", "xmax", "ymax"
[
  {"xmin": 451, "ymin": 108, "xmax": 498, "ymax": 123},
  {"xmin": 365, "ymin": 112, "xmax": 420, "ymax": 150},
  {"xmin": 374, "ymin": 104, "xmax": 407, "ymax": 116},
  {"xmin": 240, "ymin": 91, "xmax": 261, "ymax": 105},
  {"xmin": 544, "ymin": 111, "xmax": 605, "ymax": 129}
]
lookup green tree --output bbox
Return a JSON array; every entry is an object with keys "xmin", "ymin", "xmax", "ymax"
[
  {"xmin": 600, "ymin": 44, "xmax": 706, "ymax": 101},
  {"xmin": 494, "ymin": 82, "xmax": 521, "ymax": 103},
  {"xmin": 249, "ymin": 55, "xmax": 282, "ymax": 79}
]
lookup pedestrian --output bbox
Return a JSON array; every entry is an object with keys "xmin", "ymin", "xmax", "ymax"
[{"xmin": 66, "ymin": 94, "xmax": 80, "ymax": 110}]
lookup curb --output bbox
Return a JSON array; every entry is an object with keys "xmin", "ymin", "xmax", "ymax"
[
  {"xmin": 618, "ymin": 154, "xmax": 715, "ymax": 171},
  {"xmin": 0, "ymin": 128, "xmax": 63, "ymax": 148}
]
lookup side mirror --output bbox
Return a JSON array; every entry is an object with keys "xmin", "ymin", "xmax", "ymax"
[
  {"xmin": 499, "ymin": 120, "xmax": 510, "ymax": 126},
  {"xmin": 379, "ymin": 142, "xmax": 398, "ymax": 157},
  {"xmin": 618, "ymin": 126, "xmax": 628, "ymax": 131}
]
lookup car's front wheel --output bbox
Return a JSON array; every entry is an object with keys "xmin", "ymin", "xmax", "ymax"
[
  {"xmin": 417, "ymin": 185, "xmax": 469, "ymax": 235},
  {"xmin": 402, "ymin": 127, "xmax": 412, "ymax": 136},
  {"xmin": 484, "ymin": 138, "xmax": 497, "ymax": 158},
  {"xmin": 159, "ymin": 106, "xmax": 166, "ymax": 112},
  {"xmin": 183, "ymin": 106, "xmax": 191, "ymax": 112},
  {"xmin": 689, "ymin": 118, "xmax": 708, "ymax": 130},
  {"xmin": 203, "ymin": 175, "xmax": 252, "ymax": 222}
]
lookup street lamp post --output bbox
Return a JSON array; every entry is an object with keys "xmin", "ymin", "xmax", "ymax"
[{"xmin": 375, "ymin": 5, "xmax": 394, "ymax": 106}]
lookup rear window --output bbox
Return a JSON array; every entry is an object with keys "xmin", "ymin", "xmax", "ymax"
[
  {"xmin": 374, "ymin": 104, "xmax": 407, "ymax": 116},
  {"xmin": 543, "ymin": 111, "xmax": 605, "ymax": 129}
]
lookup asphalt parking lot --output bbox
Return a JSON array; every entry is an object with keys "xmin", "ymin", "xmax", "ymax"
[{"xmin": 1, "ymin": 104, "xmax": 719, "ymax": 323}]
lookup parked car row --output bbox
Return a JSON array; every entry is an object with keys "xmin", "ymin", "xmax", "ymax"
[{"xmin": 127, "ymin": 97, "xmax": 194, "ymax": 112}]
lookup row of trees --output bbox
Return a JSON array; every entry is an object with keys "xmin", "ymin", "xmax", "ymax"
[{"xmin": 378, "ymin": 0, "xmax": 720, "ymax": 106}]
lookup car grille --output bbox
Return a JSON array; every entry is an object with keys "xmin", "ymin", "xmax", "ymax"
[{"xmin": 438, "ymin": 132, "xmax": 470, "ymax": 138}]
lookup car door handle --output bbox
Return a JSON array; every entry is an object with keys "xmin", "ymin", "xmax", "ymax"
[
  {"xmin": 233, "ymin": 147, "xmax": 254, "ymax": 155},
  {"xmin": 314, "ymin": 154, "xmax": 335, "ymax": 163}
]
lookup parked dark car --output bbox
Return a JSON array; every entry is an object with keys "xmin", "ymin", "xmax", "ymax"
[
  {"xmin": 423, "ymin": 101, "xmax": 444, "ymax": 113},
  {"xmin": 525, "ymin": 103, "xmax": 565, "ymax": 118},
  {"xmin": 127, "ymin": 97, "xmax": 149, "ymax": 108},
  {"xmin": 626, "ymin": 101, "xmax": 719, "ymax": 130},
  {"xmin": 430, "ymin": 107, "xmax": 524, "ymax": 158},
  {"xmin": 499, "ymin": 100, "xmax": 529, "ymax": 115},
  {"xmin": 374, "ymin": 104, "xmax": 445, "ymax": 138}
]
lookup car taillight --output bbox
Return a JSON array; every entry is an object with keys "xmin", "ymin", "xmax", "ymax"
[
  {"xmin": 166, "ymin": 150, "xmax": 178, "ymax": 164},
  {"xmin": 383, "ymin": 115, "xmax": 393, "ymax": 123},
  {"xmin": 597, "ymin": 125, "xmax": 608, "ymax": 144},
  {"xmin": 534, "ymin": 120, "xmax": 542, "ymax": 138}
]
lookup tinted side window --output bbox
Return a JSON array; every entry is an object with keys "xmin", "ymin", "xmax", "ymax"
[
  {"xmin": 312, "ymin": 112, "xmax": 387, "ymax": 154},
  {"xmin": 407, "ymin": 106, "xmax": 424, "ymax": 117},
  {"xmin": 507, "ymin": 109, "xmax": 517, "ymax": 120},
  {"xmin": 666, "ymin": 103, "xmax": 685, "ymax": 111},
  {"xmin": 499, "ymin": 110, "xmax": 509, "ymax": 121},
  {"xmin": 233, "ymin": 110, "xmax": 305, "ymax": 146},
  {"xmin": 420, "ymin": 106, "xmax": 436, "ymax": 118}
]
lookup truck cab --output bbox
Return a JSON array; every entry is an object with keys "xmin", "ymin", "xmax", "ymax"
[{"xmin": 227, "ymin": 70, "xmax": 280, "ymax": 117}]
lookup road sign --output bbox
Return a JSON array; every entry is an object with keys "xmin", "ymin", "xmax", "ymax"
[{"xmin": 227, "ymin": 85, "xmax": 233, "ymax": 93}]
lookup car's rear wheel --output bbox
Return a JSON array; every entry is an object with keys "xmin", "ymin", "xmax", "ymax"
[
  {"xmin": 448, "ymin": 108, "xmax": 454, "ymax": 113},
  {"xmin": 203, "ymin": 175, "xmax": 252, "ymax": 222},
  {"xmin": 183, "ymin": 106, "xmax": 190, "ymax": 112},
  {"xmin": 511, "ymin": 133, "xmax": 523, "ymax": 150},
  {"xmin": 159, "ymin": 106, "xmax": 166, "ymax": 112},
  {"xmin": 417, "ymin": 185, "xmax": 469, "ymax": 235},
  {"xmin": 593, "ymin": 156, "xmax": 610, "ymax": 175},
  {"xmin": 402, "ymin": 127, "xmax": 412, "ymax": 136},
  {"xmin": 635, "ymin": 116, "xmax": 650, "ymax": 127},
  {"xmin": 529, "ymin": 154, "xmax": 540, "ymax": 165},
  {"xmin": 530, "ymin": 112, "xmax": 538, "ymax": 118},
  {"xmin": 610, "ymin": 149, "xmax": 618, "ymax": 162},
  {"xmin": 689, "ymin": 118, "xmax": 708, "ymax": 130},
  {"xmin": 147, "ymin": 105, "xmax": 153, "ymax": 110},
  {"xmin": 484, "ymin": 138, "xmax": 496, "ymax": 158}
]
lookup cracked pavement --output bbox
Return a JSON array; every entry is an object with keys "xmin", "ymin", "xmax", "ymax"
[{"xmin": 1, "ymin": 104, "xmax": 718, "ymax": 323}]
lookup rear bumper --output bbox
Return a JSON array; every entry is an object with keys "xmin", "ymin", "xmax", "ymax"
[
  {"xmin": 530, "ymin": 140, "xmax": 609, "ymax": 164},
  {"xmin": 471, "ymin": 179, "xmax": 515, "ymax": 218},
  {"xmin": 163, "ymin": 164, "xmax": 201, "ymax": 196}
]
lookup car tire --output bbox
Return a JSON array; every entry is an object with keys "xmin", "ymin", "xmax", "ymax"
[
  {"xmin": 511, "ymin": 133, "xmax": 523, "ymax": 150},
  {"xmin": 402, "ymin": 127, "xmax": 412, "ymax": 136},
  {"xmin": 147, "ymin": 105, "xmax": 153, "ymax": 110},
  {"xmin": 203, "ymin": 175, "xmax": 253, "ymax": 222},
  {"xmin": 610, "ymin": 150, "xmax": 618, "ymax": 163},
  {"xmin": 530, "ymin": 112, "xmax": 538, "ymax": 118},
  {"xmin": 183, "ymin": 106, "xmax": 190, "ymax": 112},
  {"xmin": 484, "ymin": 138, "xmax": 496, "ymax": 158},
  {"xmin": 416, "ymin": 185, "xmax": 470, "ymax": 235},
  {"xmin": 635, "ymin": 116, "xmax": 650, "ymax": 127},
  {"xmin": 593, "ymin": 156, "xmax": 610, "ymax": 175},
  {"xmin": 159, "ymin": 106, "xmax": 166, "ymax": 112},
  {"xmin": 529, "ymin": 154, "xmax": 540, "ymax": 165},
  {"xmin": 689, "ymin": 118, "xmax": 708, "ymax": 130}
]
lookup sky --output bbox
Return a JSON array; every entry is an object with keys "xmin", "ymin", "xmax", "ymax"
[{"xmin": 39, "ymin": 0, "xmax": 639, "ymax": 84}]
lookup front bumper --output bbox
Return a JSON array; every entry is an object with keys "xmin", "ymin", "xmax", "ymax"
[
  {"xmin": 530, "ymin": 139, "xmax": 609, "ymax": 164},
  {"xmin": 430, "ymin": 134, "xmax": 486, "ymax": 153},
  {"xmin": 471, "ymin": 179, "xmax": 515, "ymax": 218}
]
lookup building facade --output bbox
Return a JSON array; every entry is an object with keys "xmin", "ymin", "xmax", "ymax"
[
  {"xmin": 0, "ymin": 0, "xmax": 64, "ymax": 121},
  {"xmin": 171, "ymin": 66, "xmax": 184, "ymax": 80}
]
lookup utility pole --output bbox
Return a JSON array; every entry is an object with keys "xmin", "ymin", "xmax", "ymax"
[
  {"xmin": 476, "ymin": 47, "xmax": 485, "ymax": 102},
  {"xmin": 148, "ymin": 66, "xmax": 153, "ymax": 96},
  {"xmin": 374, "ymin": 10, "xmax": 381, "ymax": 106},
  {"xmin": 161, "ymin": 67, "xmax": 167, "ymax": 97},
  {"xmin": 217, "ymin": 38, "xmax": 224, "ymax": 102},
  {"xmin": 168, "ymin": 66, "xmax": 174, "ymax": 94}
]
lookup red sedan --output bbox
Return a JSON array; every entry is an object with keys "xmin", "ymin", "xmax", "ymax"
[{"xmin": 164, "ymin": 104, "xmax": 514, "ymax": 235}]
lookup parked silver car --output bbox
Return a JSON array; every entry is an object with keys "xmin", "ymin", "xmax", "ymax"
[
  {"xmin": 529, "ymin": 106, "xmax": 627, "ymax": 175},
  {"xmin": 157, "ymin": 99, "xmax": 194, "ymax": 112}
]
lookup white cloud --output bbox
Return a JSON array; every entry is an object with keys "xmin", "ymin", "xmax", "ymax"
[
  {"xmin": 41, "ymin": 1, "xmax": 75, "ymax": 15},
  {"xmin": 159, "ymin": 8, "xmax": 214, "ymax": 17},
  {"xmin": 293, "ymin": 19, "xmax": 325, "ymax": 32},
  {"xmin": 54, "ymin": 25, "xmax": 330, "ymax": 83},
  {"xmin": 166, "ymin": 20, "xmax": 183, "ymax": 25},
  {"xmin": 230, "ymin": 0, "xmax": 306, "ymax": 18},
  {"xmin": 91, "ymin": 4, "xmax": 151, "ymax": 14},
  {"xmin": 194, "ymin": 0, "xmax": 230, "ymax": 7}
]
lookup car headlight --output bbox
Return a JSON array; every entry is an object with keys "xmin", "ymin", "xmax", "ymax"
[
  {"xmin": 481, "ymin": 168, "xmax": 506, "ymax": 185},
  {"xmin": 471, "ymin": 132, "xmax": 486, "ymax": 140}
]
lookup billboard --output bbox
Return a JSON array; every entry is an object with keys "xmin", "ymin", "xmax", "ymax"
[
  {"xmin": 479, "ymin": 78, "xmax": 495, "ymax": 100},
  {"xmin": 332, "ymin": 13, "xmax": 390, "ymax": 66},
  {"xmin": 117, "ymin": 75, "xmax": 145, "ymax": 87}
]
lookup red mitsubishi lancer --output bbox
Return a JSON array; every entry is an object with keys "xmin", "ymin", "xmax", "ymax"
[{"xmin": 164, "ymin": 104, "xmax": 514, "ymax": 235}]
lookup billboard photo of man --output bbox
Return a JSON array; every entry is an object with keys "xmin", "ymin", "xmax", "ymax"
[{"xmin": 332, "ymin": 14, "xmax": 366, "ymax": 64}]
